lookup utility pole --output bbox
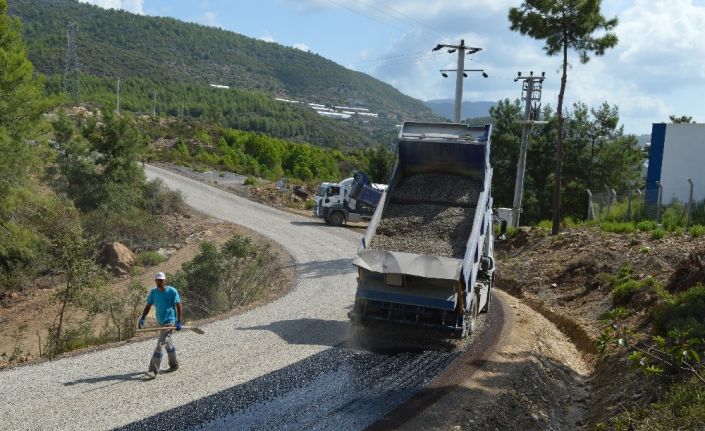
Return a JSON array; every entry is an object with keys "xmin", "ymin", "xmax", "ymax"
[
  {"xmin": 511, "ymin": 71, "xmax": 546, "ymax": 227},
  {"xmin": 116, "ymin": 77, "xmax": 120, "ymax": 114},
  {"xmin": 63, "ymin": 22, "xmax": 80, "ymax": 101},
  {"xmin": 152, "ymin": 90, "xmax": 157, "ymax": 116},
  {"xmin": 433, "ymin": 40, "xmax": 487, "ymax": 123}
]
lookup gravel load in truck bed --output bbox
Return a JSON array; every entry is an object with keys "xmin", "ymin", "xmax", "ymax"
[
  {"xmin": 370, "ymin": 203, "xmax": 475, "ymax": 258},
  {"xmin": 369, "ymin": 173, "xmax": 482, "ymax": 258},
  {"xmin": 390, "ymin": 173, "xmax": 482, "ymax": 206}
]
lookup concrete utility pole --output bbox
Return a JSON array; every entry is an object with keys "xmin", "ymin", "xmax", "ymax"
[
  {"xmin": 433, "ymin": 40, "xmax": 487, "ymax": 123},
  {"xmin": 153, "ymin": 90, "xmax": 157, "ymax": 116},
  {"xmin": 511, "ymin": 71, "xmax": 546, "ymax": 227}
]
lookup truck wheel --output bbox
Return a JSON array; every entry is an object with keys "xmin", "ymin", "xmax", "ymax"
[
  {"xmin": 461, "ymin": 294, "xmax": 480, "ymax": 337},
  {"xmin": 328, "ymin": 211, "xmax": 344, "ymax": 226},
  {"xmin": 480, "ymin": 285, "xmax": 492, "ymax": 314}
]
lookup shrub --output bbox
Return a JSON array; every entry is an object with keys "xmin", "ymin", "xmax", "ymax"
[
  {"xmin": 171, "ymin": 235, "xmax": 279, "ymax": 319},
  {"xmin": 604, "ymin": 375, "xmax": 705, "ymax": 431},
  {"xmin": 305, "ymin": 198, "xmax": 314, "ymax": 210},
  {"xmin": 222, "ymin": 235, "xmax": 257, "ymax": 259},
  {"xmin": 135, "ymin": 251, "xmax": 167, "ymax": 267},
  {"xmin": 174, "ymin": 241, "xmax": 227, "ymax": 318},
  {"xmin": 653, "ymin": 284, "xmax": 705, "ymax": 338},
  {"xmin": 144, "ymin": 178, "xmax": 186, "ymax": 215},
  {"xmin": 600, "ymin": 221, "xmax": 636, "ymax": 234},
  {"xmin": 636, "ymin": 220, "xmax": 657, "ymax": 231},
  {"xmin": 689, "ymin": 225, "xmax": 705, "ymax": 238},
  {"xmin": 243, "ymin": 176, "xmax": 258, "ymax": 186},
  {"xmin": 651, "ymin": 229, "xmax": 666, "ymax": 240},
  {"xmin": 562, "ymin": 216, "xmax": 578, "ymax": 228},
  {"xmin": 612, "ymin": 279, "xmax": 643, "ymax": 306},
  {"xmin": 662, "ymin": 204, "xmax": 686, "ymax": 231},
  {"xmin": 537, "ymin": 219, "xmax": 552, "ymax": 230}
]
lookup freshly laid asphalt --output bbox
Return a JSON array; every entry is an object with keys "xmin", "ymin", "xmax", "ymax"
[{"xmin": 0, "ymin": 165, "xmax": 484, "ymax": 430}]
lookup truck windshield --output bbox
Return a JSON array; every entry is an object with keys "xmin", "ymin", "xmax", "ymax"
[{"xmin": 317, "ymin": 186, "xmax": 327, "ymax": 197}]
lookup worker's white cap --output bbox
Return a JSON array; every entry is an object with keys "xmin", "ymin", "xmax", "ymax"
[{"xmin": 155, "ymin": 272, "xmax": 166, "ymax": 280}]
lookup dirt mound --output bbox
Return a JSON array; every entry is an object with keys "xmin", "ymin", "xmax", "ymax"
[{"xmin": 666, "ymin": 251, "xmax": 705, "ymax": 293}]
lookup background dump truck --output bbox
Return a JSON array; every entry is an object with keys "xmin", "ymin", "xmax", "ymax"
[
  {"xmin": 313, "ymin": 171, "xmax": 386, "ymax": 226},
  {"xmin": 350, "ymin": 121, "xmax": 495, "ymax": 337}
]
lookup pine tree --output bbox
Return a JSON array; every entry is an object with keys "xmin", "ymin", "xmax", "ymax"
[{"xmin": 509, "ymin": 0, "xmax": 618, "ymax": 234}]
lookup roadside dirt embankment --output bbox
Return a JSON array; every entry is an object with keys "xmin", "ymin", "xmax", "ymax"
[{"xmin": 494, "ymin": 227, "xmax": 705, "ymax": 427}]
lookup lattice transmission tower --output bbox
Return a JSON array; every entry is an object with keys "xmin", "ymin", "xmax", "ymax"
[{"xmin": 63, "ymin": 22, "xmax": 80, "ymax": 101}]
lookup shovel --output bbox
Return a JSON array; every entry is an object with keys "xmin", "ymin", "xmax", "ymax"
[{"xmin": 136, "ymin": 325, "xmax": 205, "ymax": 334}]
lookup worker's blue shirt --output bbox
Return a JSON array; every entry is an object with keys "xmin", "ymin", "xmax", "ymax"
[{"xmin": 146, "ymin": 286, "xmax": 180, "ymax": 325}]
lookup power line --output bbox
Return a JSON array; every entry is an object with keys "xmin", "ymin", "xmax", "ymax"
[
  {"xmin": 358, "ymin": 0, "xmax": 450, "ymax": 41},
  {"xmin": 324, "ymin": 0, "xmax": 439, "ymax": 47},
  {"xmin": 353, "ymin": 51, "xmax": 442, "ymax": 68}
]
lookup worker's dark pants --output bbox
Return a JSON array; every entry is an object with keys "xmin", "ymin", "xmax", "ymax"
[{"xmin": 149, "ymin": 328, "xmax": 177, "ymax": 372}]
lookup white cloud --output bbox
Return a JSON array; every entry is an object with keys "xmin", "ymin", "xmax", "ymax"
[
  {"xmin": 614, "ymin": 0, "xmax": 705, "ymax": 92},
  {"xmin": 293, "ymin": 43, "xmax": 310, "ymax": 51},
  {"xmin": 198, "ymin": 11, "xmax": 222, "ymax": 28},
  {"xmin": 259, "ymin": 33, "xmax": 276, "ymax": 43},
  {"xmin": 78, "ymin": 0, "xmax": 144, "ymax": 15}
]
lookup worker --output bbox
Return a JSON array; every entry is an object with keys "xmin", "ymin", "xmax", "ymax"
[{"xmin": 138, "ymin": 271, "xmax": 182, "ymax": 378}]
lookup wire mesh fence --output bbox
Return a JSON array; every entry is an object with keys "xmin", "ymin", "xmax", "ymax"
[{"xmin": 587, "ymin": 179, "xmax": 704, "ymax": 228}]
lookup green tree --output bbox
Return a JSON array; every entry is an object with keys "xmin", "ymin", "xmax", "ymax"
[
  {"xmin": 0, "ymin": 0, "xmax": 50, "ymax": 290},
  {"xmin": 669, "ymin": 115, "xmax": 694, "ymax": 124},
  {"xmin": 509, "ymin": 0, "xmax": 618, "ymax": 234},
  {"xmin": 52, "ymin": 111, "xmax": 96, "ymax": 205},
  {"xmin": 489, "ymin": 99, "xmax": 523, "ymax": 207},
  {"xmin": 39, "ymin": 202, "xmax": 103, "ymax": 357},
  {"xmin": 366, "ymin": 145, "xmax": 394, "ymax": 183}
]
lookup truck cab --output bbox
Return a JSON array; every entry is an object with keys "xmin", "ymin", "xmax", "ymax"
[{"xmin": 313, "ymin": 173, "xmax": 385, "ymax": 226}]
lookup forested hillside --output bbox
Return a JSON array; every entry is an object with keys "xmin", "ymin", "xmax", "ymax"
[
  {"xmin": 8, "ymin": 0, "xmax": 435, "ymax": 122},
  {"xmin": 44, "ymin": 74, "xmax": 387, "ymax": 149}
]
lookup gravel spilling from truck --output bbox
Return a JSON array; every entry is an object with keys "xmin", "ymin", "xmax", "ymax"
[{"xmin": 369, "ymin": 174, "xmax": 482, "ymax": 258}]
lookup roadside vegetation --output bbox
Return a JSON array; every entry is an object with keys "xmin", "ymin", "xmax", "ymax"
[
  {"xmin": 170, "ymin": 235, "xmax": 280, "ymax": 319},
  {"xmin": 597, "ymin": 261, "xmax": 705, "ymax": 430},
  {"xmin": 143, "ymin": 119, "xmax": 394, "ymax": 183}
]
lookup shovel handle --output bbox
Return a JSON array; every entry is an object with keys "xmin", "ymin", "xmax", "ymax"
[{"xmin": 136, "ymin": 326, "xmax": 204, "ymax": 334}]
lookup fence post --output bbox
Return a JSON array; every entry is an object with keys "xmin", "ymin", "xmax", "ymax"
[
  {"xmin": 656, "ymin": 181, "xmax": 663, "ymax": 223},
  {"xmin": 586, "ymin": 189, "xmax": 595, "ymax": 221},
  {"xmin": 606, "ymin": 186, "xmax": 613, "ymax": 218},
  {"xmin": 686, "ymin": 178, "xmax": 694, "ymax": 228}
]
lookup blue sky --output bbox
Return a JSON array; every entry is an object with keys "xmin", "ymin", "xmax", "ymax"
[{"xmin": 80, "ymin": 0, "xmax": 705, "ymax": 136}]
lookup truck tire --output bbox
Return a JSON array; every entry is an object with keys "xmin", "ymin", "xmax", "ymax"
[
  {"xmin": 480, "ymin": 283, "xmax": 492, "ymax": 314},
  {"xmin": 328, "ymin": 211, "xmax": 345, "ymax": 226},
  {"xmin": 461, "ymin": 293, "xmax": 480, "ymax": 337}
]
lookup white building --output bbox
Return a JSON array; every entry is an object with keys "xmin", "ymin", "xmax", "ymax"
[{"xmin": 645, "ymin": 123, "xmax": 705, "ymax": 205}]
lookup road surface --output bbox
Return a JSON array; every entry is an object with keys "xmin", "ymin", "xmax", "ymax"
[{"xmin": 0, "ymin": 165, "xmax": 483, "ymax": 430}]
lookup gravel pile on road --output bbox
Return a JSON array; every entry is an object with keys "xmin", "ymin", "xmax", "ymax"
[
  {"xmin": 391, "ymin": 173, "xmax": 482, "ymax": 206},
  {"xmin": 370, "ymin": 173, "xmax": 481, "ymax": 258}
]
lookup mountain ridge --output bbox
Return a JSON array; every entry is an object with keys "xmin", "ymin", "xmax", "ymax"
[{"xmin": 8, "ymin": 0, "xmax": 436, "ymax": 122}]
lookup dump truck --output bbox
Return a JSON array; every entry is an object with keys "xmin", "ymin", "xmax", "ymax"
[
  {"xmin": 313, "ymin": 171, "xmax": 386, "ymax": 226},
  {"xmin": 350, "ymin": 121, "xmax": 495, "ymax": 337}
]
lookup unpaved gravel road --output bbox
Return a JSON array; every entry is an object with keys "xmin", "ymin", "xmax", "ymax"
[{"xmin": 0, "ymin": 165, "xmax": 482, "ymax": 430}]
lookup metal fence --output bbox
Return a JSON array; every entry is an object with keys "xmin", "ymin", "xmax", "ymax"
[{"xmin": 587, "ymin": 178, "xmax": 702, "ymax": 227}]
